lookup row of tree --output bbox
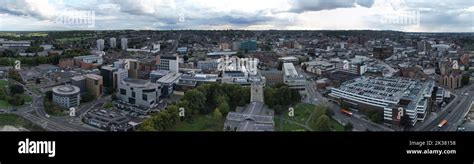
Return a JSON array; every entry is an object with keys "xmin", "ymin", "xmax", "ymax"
[
  {"xmin": 264, "ymin": 84, "xmax": 302, "ymax": 114},
  {"xmin": 310, "ymin": 105, "xmax": 352, "ymax": 131},
  {"xmin": 0, "ymin": 49, "xmax": 89, "ymax": 66},
  {"xmin": 0, "ymin": 82, "xmax": 26, "ymax": 106},
  {"xmin": 138, "ymin": 83, "xmax": 250, "ymax": 131}
]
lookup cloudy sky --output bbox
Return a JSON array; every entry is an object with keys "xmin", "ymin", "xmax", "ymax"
[{"xmin": 0, "ymin": 0, "xmax": 473, "ymax": 32}]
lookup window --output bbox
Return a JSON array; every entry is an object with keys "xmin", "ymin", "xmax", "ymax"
[
  {"xmin": 132, "ymin": 91, "xmax": 135, "ymax": 98},
  {"xmin": 120, "ymin": 89, "xmax": 126, "ymax": 95},
  {"xmin": 142, "ymin": 94, "xmax": 147, "ymax": 101}
]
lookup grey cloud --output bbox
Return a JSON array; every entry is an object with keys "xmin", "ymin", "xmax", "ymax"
[{"xmin": 288, "ymin": 0, "xmax": 374, "ymax": 13}]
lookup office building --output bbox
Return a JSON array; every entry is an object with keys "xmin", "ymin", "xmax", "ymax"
[
  {"xmin": 117, "ymin": 78, "xmax": 161, "ymax": 110},
  {"xmin": 71, "ymin": 75, "xmax": 87, "ymax": 95},
  {"xmin": 113, "ymin": 69, "xmax": 128, "ymax": 89},
  {"xmin": 156, "ymin": 55, "xmax": 179, "ymax": 73},
  {"xmin": 128, "ymin": 59, "xmax": 140, "ymax": 79},
  {"xmin": 100, "ymin": 65, "xmax": 117, "ymax": 88},
  {"xmin": 283, "ymin": 63, "xmax": 306, "ymax": 90},
  {"xmin": 52, "ymin": 85, "xmax": 81, "ymax": 108},
  {"xmin": 156, "ymin": 72, "xmax": 182, "ymax": 97},
  {"xmin": 240, "ymin": 40, "xmax": 257, "ymax": 51},
  {"xmin": 85, "ymin": 74, "xmax": 103, "ymax": 98}
]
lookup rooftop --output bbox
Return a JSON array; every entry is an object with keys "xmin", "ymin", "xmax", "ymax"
[{"xmin": 52, "ymin": 85, "xmax": 80, "ymax": 95}]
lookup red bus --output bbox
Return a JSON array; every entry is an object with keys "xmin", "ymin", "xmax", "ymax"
[
  {"xmin": 438, "ymin": 119, "xmax": 448, "ymax": 128},
  {"xmin": 341, "ymin": 109, "xmax": 353, "ymax": 116}
]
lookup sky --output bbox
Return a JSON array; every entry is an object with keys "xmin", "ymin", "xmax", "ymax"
[{"xmin": 0, "ymin": 0, "xmax": 473, "ymax": 32}]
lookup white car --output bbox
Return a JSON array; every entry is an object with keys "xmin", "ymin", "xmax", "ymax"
[{"xmin": 45, "ymin": 114, "xmax": 50, "ymax": 118}]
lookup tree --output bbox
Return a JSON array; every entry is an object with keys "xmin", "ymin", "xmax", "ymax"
[
  {"xmin": 182, "ymin": 89, "xmax": 207, "ymax": 114},
  {"xmin": 213, "ymin": 108, "xmax": 223, "ymax": 121},
  {"xmin": 314, "ymin": 115, "xmax": 331, "ymax": 131},
  {"xmin": 8, "ymin": 94, "xmax": 25, "ymax": 106},
  {"xmin": 263, "ymin": 87, "xmax": 276, "ymax": 108},
  {"xmin": 217, "ymin": 101, "xmax": 230, "ymax": 117},
  {"xmin": 8, "ymin": 70, "xmax": 22, "ymax": 83},
  {"xmin": 9, "ymin": 84, "xmax": 24, "ymax": 95},
  {"xmin": 344, "ymin": 122, "xmax": 353, "ymax": 131},
  {"xmin": 138, "ymin": 119, "xmax": 157, "ymax": 131}
]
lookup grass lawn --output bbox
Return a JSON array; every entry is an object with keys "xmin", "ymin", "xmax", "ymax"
[
  {"xmin": 169, "ymin": 115, "xmax": 224, "ymax": 131},
  {"xmin": 0, "ymin": 79, "xmax": 8, "ymax": 86},
  {"xmin": 0, "ymin": 114, "xmax": 44, "ymax": 131},
  {"xmin": 0, "ymin": 100, "xmax": 12, "ymax": 109},
  {"xmin": 281, "ymin": 103, "xmax": 315, "ymax": 125},
  {"xmin": 330, "ymin": 118, "xmax": 345, "ymax": 131},
  {"xmin": 274, "ymin": 117, "xmax": 307, "ymax": 131}
]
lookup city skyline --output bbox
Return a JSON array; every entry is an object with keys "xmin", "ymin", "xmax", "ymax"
[{"xmin": 0, "ymin": 0, "xmax": 473, "ymax": 32}]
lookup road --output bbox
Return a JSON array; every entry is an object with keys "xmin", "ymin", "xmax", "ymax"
[
  {"xmin": 415, "ymin": 83, "xmax": 474, "ymax": 131},
  {"xmin": 297, "ymin": 66, "xmax": 393, "ymax": 131},
  {"xmin": 8, "ymin": 79, "xmax": 101, "ymax": 131}
]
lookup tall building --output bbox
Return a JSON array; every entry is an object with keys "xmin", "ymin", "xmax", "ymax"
[
  {"xmin": 52, "ymin": 85, "xmax": 81, "ymax": 108},
  {"xmin": 128, "ymin": 60, "xmax": 140, "ymax": 79},
  {"xmin": 121, "ymin": 38, "xmax": 128, "ymax": 50},
  {"xmin": 156, "ymin": 55, "xmax": 179, "ymax": 73},
  {"xmin": 110, "ymin": 37, "xmax": 116, "ymax": 48},
  {"xmin": 71, "ymin": 75, "xmax": 87, "ymax": 95},
  {"xmin": 117, "ymin": 78, "xmax": 161, "ymax": 110},
  {"xmin": 85, "ymin": 74, "xmax": 103, "ymax": 98},
  {"xmin": 100, "ymin": 65, "xmax": 117, "ymax": 88},
  {"xmin": 240, "ymin": 40, "xmax": 257, "ymax": 51},
  {"xmin": 96, "ymin": 39, "xmax": 105, "ymax": 51},
  {"xmin": 113, "ymin": 69, "xmax": 128, "ymax": 89}
]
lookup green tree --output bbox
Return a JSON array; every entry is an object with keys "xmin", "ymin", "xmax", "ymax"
[
  {"xmin": 344, "ymin": 122, "xmax": 353, "ymax": 131},
  {"xmin": 314, "ymin": 115, "xmax": 331, "ymax": 131},
  {"xmin": 263, "ymin": 87, "xmax": 276, "ymax": 108},
  {"xmin": 9, "ymin": 84, "xmax": 24, "ymax": 95},
  {"xmin": 182, "ymin": 89, "xmax": 206, "ymax": 114},
  {"xmin": 217, "ymin": 101, "xmax": 230, "ymax": 117},
  {"xmin": 213, "ymin": 108, "xmax": 223, "ymax": 121},
  {"xmin": 138, "ymin": 119, "xmax": 157, "ymax": 131},
  {"xmin": 8, "ymin": 70, "xmax": 22, "ymax": 83}
]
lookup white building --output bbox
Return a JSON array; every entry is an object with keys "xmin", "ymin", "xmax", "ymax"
[
  {"xmin": 110, "ymin": 37, "xmax": 116, "ymax": 48},
  {"xmin": 97, "ymin": 39, "xmax": 105, "ymax": 51},
  {"xmin": 113, "ymin": 68, "xmax": 128, "ymax": 89},
  {"xmin": 283, "ymin": 63, "xmax": 306, "ymax": 90},
  {"xmin": 117, "ymin": 78, "xmax": 161, "ymax": 110},
  {"xmin": 121, "ymin": 38, "xmax": 128, "ymax": 50},
  {"xmin": 52, "ymin": 85, "xmax": 81, "ymax": 108},
  {"xmin": 156, "ymin": 55, "xmax": 179, "ymax": 73},
  {"xmin": 329, "ymin": 76, "xmax": 434, "ymax": 126}
]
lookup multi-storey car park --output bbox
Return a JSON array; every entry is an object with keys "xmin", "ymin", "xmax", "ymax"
[{"xmin": 329, "ymin": 76, "xmax": 434, "ymax": 127}]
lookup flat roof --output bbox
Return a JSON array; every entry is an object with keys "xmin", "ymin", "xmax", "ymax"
[
  {"xmin": 53, "ymin": 85, "xmax": 80, "ymax": 95},
  {"xmin": 283, "ymin": 63, "xmax": 298, "ymax": 76},
  {"xmin": 157, "ymin": 72, "xmax": 182, "ymax": 84}
]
